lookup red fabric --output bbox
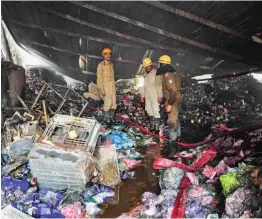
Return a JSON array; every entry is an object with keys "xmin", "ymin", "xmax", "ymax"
[
  {"xmin": 153, "ymin": 146, "xmax": 217, "ymax": 172},
  {"xmin": 171, "ymin": 176, "xmax": 191, "ymax": 218},
  {"xmin": 176, "ymin": 137, "xmax": 217, "ymax": 148}
]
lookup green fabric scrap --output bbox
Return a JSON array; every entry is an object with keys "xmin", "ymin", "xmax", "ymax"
[{"xmin": 219, "ymin": 171, "xmax": 240, "ymax": 196}]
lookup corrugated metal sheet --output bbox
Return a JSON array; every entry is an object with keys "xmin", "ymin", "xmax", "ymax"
[{"xmin": 2, "ymin": 1, "xmax": 262, "ymax": 81}]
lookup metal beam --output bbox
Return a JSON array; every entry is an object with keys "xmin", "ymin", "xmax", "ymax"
[
  {"xmin": 25, "ymin": 2, "xmax": 189, "ymax": 55},
  {"xmin": 19, "ymin": 38, "xmax": 141, "ymax": 65},
  {"xmin": 144, "ymin": 1, "xmax": 247, "ymax": 40},
  {"xmin": 73, "ymin": 2, "xmax": 242, "ymax": 60},
  {"xmin": 10, "ymin": 20, "xmax": 146, "ymax": 50}
]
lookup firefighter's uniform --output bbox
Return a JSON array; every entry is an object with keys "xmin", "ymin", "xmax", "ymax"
[
  {"xmin": 96, "ymin": 61, "xmax": 117, "ymax": 111},
  {"xmin": 162, "ymin": 72, "xmax": 182, "ymax": 130},
  {"xmin": 157, "ymin": 55, "xmax": 182, "ymax": 141},
  {"xmin": 83, "ymin": 82, "xmax": 102, "ymax": 101},
  {"xmin": 141, "ymin": 68, "xmax": 163, "ymax": 118}
]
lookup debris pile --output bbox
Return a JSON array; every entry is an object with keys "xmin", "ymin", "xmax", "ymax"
[
  {"xmin": 1, "ymin": 67, "xmax": 262, "ymax": 218},
  {"xmin": 119, "ymin": 125, "xmax": 262, "ymax": 218}
]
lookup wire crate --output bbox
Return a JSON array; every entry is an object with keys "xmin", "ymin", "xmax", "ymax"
[{"xmin": 39, "ymin": 114, "xmax": 101, "ymax": 154}]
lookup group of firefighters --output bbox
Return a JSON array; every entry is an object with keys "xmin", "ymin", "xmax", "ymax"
[{"xmin": 83, "ymin": 48, "xmax": 182, "ymax": 143}]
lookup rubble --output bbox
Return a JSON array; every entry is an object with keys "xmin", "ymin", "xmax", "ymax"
[{"xmin": 1, "ymin": 67, "xmax": 262, "ymax": 218}]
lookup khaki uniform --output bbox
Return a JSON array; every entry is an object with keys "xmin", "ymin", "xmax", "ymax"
[
  {"xmin": 96, "ymin": 61, "xmax": 117, "ymax": 111},
  {"xmin": 83, "ymin": 82, "xmax": 102, "ymax": 101},
  {"xmin": 162, "ymin": 71, "xmax": 182, "ymax": 128},
  {"xmin": 141, "ymin": 69, "xmax": 163, "ymax": 118}
]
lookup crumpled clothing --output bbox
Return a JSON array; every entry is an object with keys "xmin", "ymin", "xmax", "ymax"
[
  {"xmin": 202, "ymin": 165, "xmax": 217, "ymax": 179},
  {"xmin": 215, "ymin": 160, "xmax": 228, "ymax": 176},
  {"xmin": 186, "ymin": 172, "xmax": 199, "ymax": 185},
  {"xmin": 220, "ymin": 171, "xmax": 240, "ymax": 196},
  {"xmin": 225, "ymin": 187, "xmax": 252, "ymax": 218},
  {"xmin": 159, "ymin": 167, "xmax": 185, "ymax": 190},
  {"xmin": 105, "ymin": 131, "xmax": 135, "ymax": 149},
  {"xmin": 122, "ymin": 159, "xmax": 143, "ymax": 170},
  {"xmin": 188, "ymin": 186, "xmax": 209, "ymax": 198},
  {"xmin": 61, "ymin": 201, "xmax": 85, "ymax": 219},
  {"xmin": 185, "ymin": 200, "xmax": 211, "ymax": 218}
]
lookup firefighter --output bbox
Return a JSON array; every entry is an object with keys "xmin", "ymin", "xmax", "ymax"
[
  {"xmin": 97, "ymin": 48, "xmax": 116, "ymax": 122},
  {"xmin": 141, "ymin": 58, "xmax": 163, "ymax": 131},
  {"xmin": 83, "ymin": 82, "xmax": 102, "ymax": 101},
  {"xmin": 156, "ymin": 55, "xmax": 182, "ymax": 143}
]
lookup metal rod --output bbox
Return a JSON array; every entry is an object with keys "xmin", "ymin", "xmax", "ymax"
[
  {"xmin": 42, "ymin": 100, "xmax": 48, "ymax": 126},
  {"xmin": 196, "ymin": 68, "xmax": 260, "ymax": 81},
  {"xmin": 55, "ymin": 88, "xmax": 70, "ymax": 114},
  {"xmin": 73, "ymin": 2, "xmax": 242, "ymax": 60},
  {"xmin": 25, "ymin": 2, "xmax": 188, "ymax": 55},
  {"xmin": 44, "ymin": 82, "xmax": 64, "ymax": 99},
  {"xmin": 11, "ymin": 91, "xmax": 31, "ymax": 114},
  {"xmin": 10, "ymin": 20, "xmax": 146, "ymax": 50},
  {"xmin": 78, "ymin": 102, "xmax": 89, "ymax": 117},
  {"xmin": 144, "ymin": 1, "xmax": 247, "ymax": 40},
  {"xmin": 19, "ymin": 38, "xmax": 141, "ymax": 65},
  {"xmin": 30, "ymin": 83, "xmax": 46, "ymax": 110}
]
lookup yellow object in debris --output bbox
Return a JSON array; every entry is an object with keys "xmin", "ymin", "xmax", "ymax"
[
  {"xmin": 191, "ymin": 119, "xmax": 195, "ymax": 124},
  {"xmin": 68, "ymin": 130, "xmax": 78, "ymax": 139},
  {"xmin": 216, "ymin": 116, "xmax": 220, "ymax": 121}
]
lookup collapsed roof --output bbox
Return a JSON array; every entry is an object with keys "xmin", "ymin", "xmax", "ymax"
[{"xmin": 2, "ymin": 1, "xmax": 262, "ymax": 81}]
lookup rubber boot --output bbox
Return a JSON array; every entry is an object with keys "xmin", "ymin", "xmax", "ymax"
[
  {"xmin": 177, "ymin": 120, "xmax": 181, "ymax": 138},
  {"xmin": 169, "ymin": 126, "xmax": 178, "ymax": 142},
  {"xmin": 154, "ymin": 118, "xmax": 160, "ymax": 132},
  {"xmin": 103, "ymin": 111, "xmax": 110, "ymax": 123},
  {"xmin": 109, "ymin": 109, "xmax": 115, "ymax": 121},
  {"xmin": 149, "ymin": 116, "xmax": 155, "ymax": 131}
]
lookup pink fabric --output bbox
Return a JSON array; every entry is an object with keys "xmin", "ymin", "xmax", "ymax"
[
  {"xmin": 202, "ymin": 165, "xmax": 217, "ymax": 179},
  {"xmin": 123, "ymin": 159, "xmax": 143, "ymax": 170},
  {"xmin": 186, "ymin": 172, "xmax": 199, "ymax": 185},
  {"xmin": 61, "ymin": 202, "xmax": 85, "ymax": 219}
]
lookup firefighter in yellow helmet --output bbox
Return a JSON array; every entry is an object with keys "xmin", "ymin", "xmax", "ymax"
[
  {"xmin": 156, "ymin": 55, "xmax": 182, "ymax": 143},
  {"xmin": 97, "ymin": 48, "xmax": 116, "ymax": 122},
  {"xmin": 141, "ymin": 58, "xmax": 163, "ymax": 131}
]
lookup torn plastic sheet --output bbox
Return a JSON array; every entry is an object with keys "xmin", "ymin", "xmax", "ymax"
[{"xmin": 9, "ymin": 139, "xmax": 33, "ymax": 158}]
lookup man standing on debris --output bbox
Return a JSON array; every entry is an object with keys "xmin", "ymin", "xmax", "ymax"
[
  {"xmin": 141, "ymin": 58, "xmax": 163, "ymax": 131},
  {"xmin": 156, "ymin": 55, "xmax": 182, "ymax": 144},
  {"xmin": 97, "ymin": 48, "xmax": 117, "ymax": 123}
]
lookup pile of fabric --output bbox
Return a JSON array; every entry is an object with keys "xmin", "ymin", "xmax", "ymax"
[{"xmin": 119, "ymin": 124, "xmax": 262, "ymax": 218}]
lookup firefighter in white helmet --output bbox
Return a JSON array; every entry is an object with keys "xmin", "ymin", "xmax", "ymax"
[{"xmin": 141, "ymin": 58, "xmax": 163, "ymax": 131}]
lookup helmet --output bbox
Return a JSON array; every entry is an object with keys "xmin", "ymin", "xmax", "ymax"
[
  {"xmin": 158, "ymin": 55, "xmax": 171, "ymax": 65},
  {"xmin": 102, "ymin": 48, "xmax": 112, "ymax": 55},
  {"xmin": 142, "ymin": 58, "xmax": 152, "ymax": 67}
]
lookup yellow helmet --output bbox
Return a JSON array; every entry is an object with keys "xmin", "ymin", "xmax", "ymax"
[
  {"xmin": 142, "ymin": 58, "xmax": 153, "ymax": 68},
  {"xmin": 158, "ymin": 55, "xmax": 171, "ymax": 65},
  {"xmin": 102, "ymin": 48, "xmax": 112, "ymax": 55}
]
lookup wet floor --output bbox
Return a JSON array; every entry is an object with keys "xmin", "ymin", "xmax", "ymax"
[
  {"xmin": 101, "ymin": 124, "xmax": 211, "ymax": 218},
  {"xmin": 101, "ymin": 144, "xmax": 162, "ymax": 218}
]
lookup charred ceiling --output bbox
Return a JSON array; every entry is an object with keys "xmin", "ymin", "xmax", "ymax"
[{"xmin": 2, "ymin": 1, "xmax": 262, "ymax": 81}]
